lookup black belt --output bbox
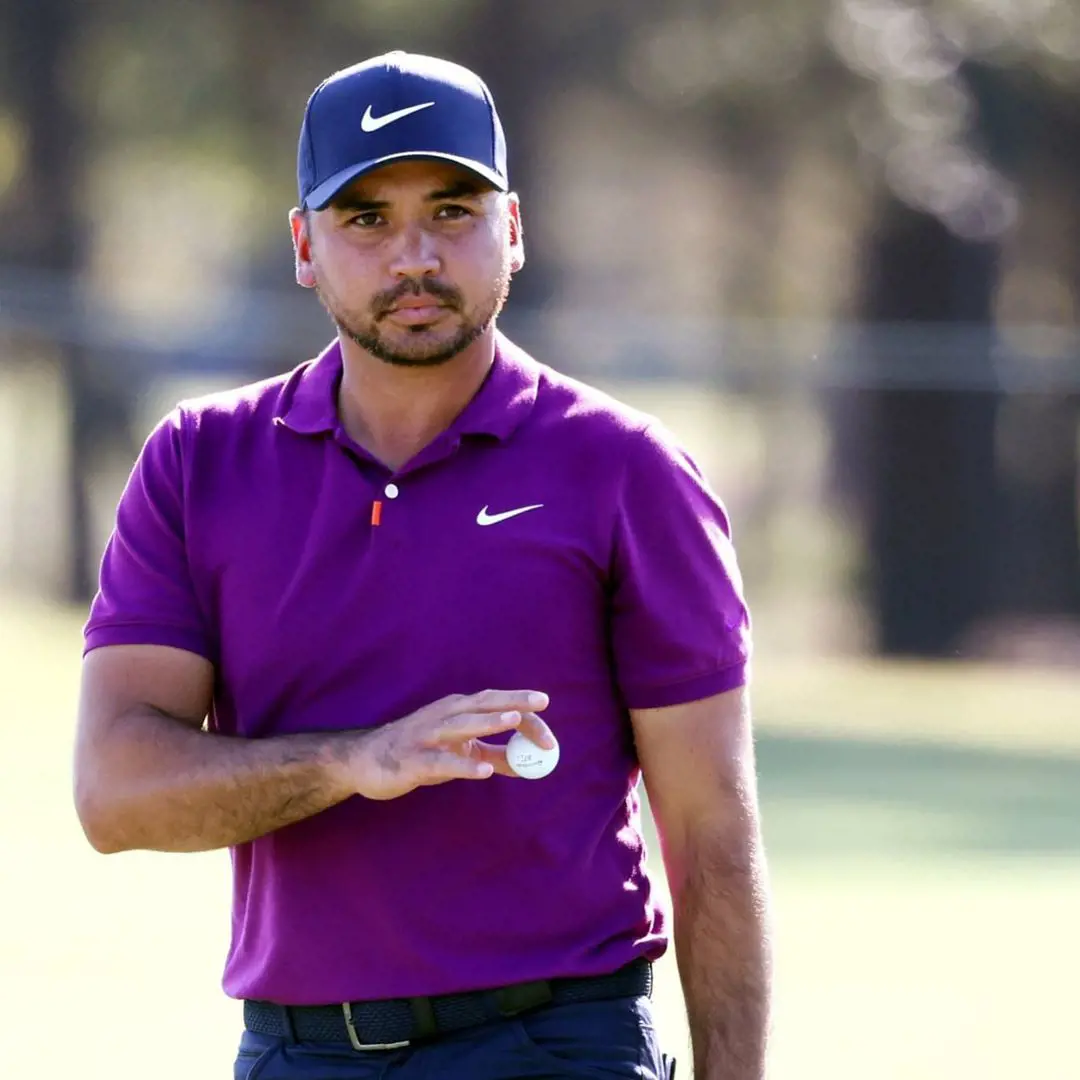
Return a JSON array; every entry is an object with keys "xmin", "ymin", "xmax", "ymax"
[{"xmin": 243, "ymin": 958, "xmax": 652, "ymax": 1051}]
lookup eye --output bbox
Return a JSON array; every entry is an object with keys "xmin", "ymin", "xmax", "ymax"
[
  {"xmin": 435, "ymin": 204, "xmax": 472, "ymax": 221},
  {"xmin": 348, "ymin": 211, "xmax": 383, "ymax": 228}
]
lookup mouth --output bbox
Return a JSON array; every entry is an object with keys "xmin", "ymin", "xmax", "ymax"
[
  {"xmin": 385, "ymin": 307, "xmax": 447, "ymax": 326},
  {"xmin": 383, "ymin": 296, "xmax": 453, "ymax": 325}
]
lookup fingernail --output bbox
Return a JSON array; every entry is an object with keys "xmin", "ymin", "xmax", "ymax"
[
  {"xmin": 527, "ymin": 692, "xmax": 548, "ymax": 709},
  {"xmin": 501, "ymin": 711, "xmax": 521, "ymax": 723}
]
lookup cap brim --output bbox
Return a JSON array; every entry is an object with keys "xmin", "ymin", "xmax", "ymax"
[{"xmin": 303, "ymin": 152, "xmax": 508, "ymax": 210}]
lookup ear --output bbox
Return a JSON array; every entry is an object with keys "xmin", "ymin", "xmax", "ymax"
[
  {"xmin": 289, "ymin": 208, "xmax": 318, "ymax": 289},
  {"xmin": 507, "ymin": 194, "xmax": 525, "ymax": 274}
]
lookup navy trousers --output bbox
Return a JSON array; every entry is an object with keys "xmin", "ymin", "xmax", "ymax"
[{"xmin": 233, "ymin": 994, "xmax": 673, "ymax": 1079}]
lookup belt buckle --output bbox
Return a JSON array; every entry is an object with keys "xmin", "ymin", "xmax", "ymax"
[{"xmin": 342, "ymin": 1003, "xmax": 411, "ymax": 1052}]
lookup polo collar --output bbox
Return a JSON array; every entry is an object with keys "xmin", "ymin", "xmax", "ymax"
[
  {"xmin": 274, "ymin": 331, "xmax": 539, "ymax": 442},
  {"xmin": 274, "ymin": 339, "xmax": 342, "ymax": 435},
  {"xmin": 450, "ymin": 331, "xmax": 540, "ymax": 442}
]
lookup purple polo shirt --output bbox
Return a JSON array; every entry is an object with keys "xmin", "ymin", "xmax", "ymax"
[{"xmin": 84, "ymin": 332, "xmax": 751, "ymax": 1005}]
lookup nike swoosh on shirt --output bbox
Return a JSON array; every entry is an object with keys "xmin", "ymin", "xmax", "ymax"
[
  {"xmin": 361, "ymin": 102, "xmax": 435, "ymax": 132},
  {"xmin": 476, "ymin": 504, "xmax": 544, "ymax": 526}
]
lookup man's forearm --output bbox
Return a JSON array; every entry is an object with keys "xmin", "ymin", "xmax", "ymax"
[
  {"xmin": 672, "ymin": 832, "xmax": 773, "ymax": 1080},
  {"xmin": 76, "ymin": 710, "xmax": 357, "ymax": 854}
]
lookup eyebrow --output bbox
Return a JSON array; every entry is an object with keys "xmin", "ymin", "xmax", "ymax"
[
  {"xmin": 426, "ymin": 179, "xmax": 490, "ymax": 200},
  {"xmin": 330, "ymin": 179, "xmax": 491, "ymax": 213},
  {"xmin": 331, "ymin": 196, "xmax": 389, "ymax": 212}
]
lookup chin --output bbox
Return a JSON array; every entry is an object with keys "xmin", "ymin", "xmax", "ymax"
[
  {"xmin": 375, "ymin": 337, "xmax": 470, "ymax": 368},
  {"xmin": 384, "ymin": 352, "xmax": 460, "ymax": 369},
  {"xmin": 391, "ymin": 332, "xmax": 460, "ymax": 360},
  {"xmin": 341, "ymin": 312, "xmax": 490, "ymax": 369}
]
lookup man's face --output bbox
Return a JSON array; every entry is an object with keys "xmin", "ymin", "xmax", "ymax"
[{"xmin": 291, "ymin": 160, "xmax": 524, "ymax": 367}]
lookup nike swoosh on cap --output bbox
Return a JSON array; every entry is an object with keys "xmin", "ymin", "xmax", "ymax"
[
  {"xmin": 361, "ymin": 101, "xmax": 435, "ymax": 132},
  {"xmin": 476, "ymin": 504, "xmax": 544, "ymax": 526}
]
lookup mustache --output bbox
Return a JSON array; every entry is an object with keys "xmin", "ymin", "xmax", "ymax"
[{"xmin": 373, "ymin": 278, "xmax": 463, "ymax": 317}]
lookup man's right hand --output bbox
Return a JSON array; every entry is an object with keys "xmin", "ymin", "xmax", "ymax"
[
  {"xmin": 342, "ymin": 689, "xmax": 554, "ymax": 801},
  {"xmin": 75, "ymin": 646, "xmax": 555, "ymax": 853}
]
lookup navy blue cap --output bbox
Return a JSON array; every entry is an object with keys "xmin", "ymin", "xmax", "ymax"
[{"xmin": 297, "ymin": 52, "xmax": 508, "ymax": 211}]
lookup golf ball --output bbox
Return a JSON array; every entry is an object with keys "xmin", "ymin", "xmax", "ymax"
[{"xmin": 506, "ymin": 730, "xmax": 560, "ymax": 779}]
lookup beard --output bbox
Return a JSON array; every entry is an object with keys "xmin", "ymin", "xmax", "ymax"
[{"xmin": 315, "ymin": 259, "xmax": 512, "ymax": 368}]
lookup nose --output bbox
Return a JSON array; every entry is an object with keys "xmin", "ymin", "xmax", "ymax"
[{"xmin": 389, "ymin": 223, "xmax": 440, "ymax": 279}]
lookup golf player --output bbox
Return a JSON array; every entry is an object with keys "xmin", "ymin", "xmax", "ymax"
[{"xmin": 73, "ymin": 51, "xmax": 772, "ymax": 1080}]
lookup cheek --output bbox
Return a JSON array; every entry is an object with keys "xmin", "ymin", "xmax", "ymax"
[
  {"xmin": 449, "ymin": 232, "xmax": 508, "ymax": 288},
  {"xmin": 314, "ymin": 241, "xmax": 380, "ymax": 293}
]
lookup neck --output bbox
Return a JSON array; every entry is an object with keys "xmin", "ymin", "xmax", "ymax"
[{"xmin": 336, "ymin": 329, "xmax": 496, "ymax": 471}]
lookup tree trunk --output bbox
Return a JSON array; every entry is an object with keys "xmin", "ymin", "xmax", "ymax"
[
  {"xmin": 2, "ymin": 0, "xmax": 93, "ymax": 602},
  {"xmin": 991, "ymin": 74, "xmax": 1080, "ymax": 620},
  {"xmin": 858, "ymin": 199, "xmax": 1002, "ymax": 656}
]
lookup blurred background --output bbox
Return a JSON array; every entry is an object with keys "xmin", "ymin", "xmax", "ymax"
[{"xmin": 2, "ymin": 1, "xmax": 1080, "ymax": 1078}]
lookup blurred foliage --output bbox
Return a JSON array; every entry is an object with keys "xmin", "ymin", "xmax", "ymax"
[
  {"xmin": 0, "ymin": 0, "xmax": 1077, "ymax": 650},
  {"xmin": 2, "ymin": 0, "xmax": 1078, "ymax": 308}
]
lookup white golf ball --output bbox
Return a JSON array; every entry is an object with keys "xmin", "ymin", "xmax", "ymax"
[{"xmin": 506, "ymin": 730, "xmax": 560, "ymax": 779}]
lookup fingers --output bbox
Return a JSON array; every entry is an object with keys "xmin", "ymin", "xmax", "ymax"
[
  {"xmin": 380, "ymin": 691, "xmax": 555, "ymax": 795},
  {"xmin": 470, "ymin": 739, "xmax": 521, "ymax": 778},
  {"xmin": 515, "ymin": 712, "xmax": 557, "ymax": 751},
  {"xmin": 427, "ymin": 709, "xmax": 547, "ymax": 746},
  {"xmin": 421, "ymin": 690, "xmax": 549, "ymax": 746},
  {"xmin": 415, "ymin": 748, "xmax": 496, "ymax": 783},
  {"xmin": 405, "ymin": 730, "xmax": 560, "ymax": 788},
  {"xmin": 437, "ymin": 689, "xmax": 549, "ymax": 717}
]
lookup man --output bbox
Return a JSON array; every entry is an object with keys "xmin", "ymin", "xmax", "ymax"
[{"xmin": 73, "ymin": 51, "xmax": 772, "ymax": 1079}]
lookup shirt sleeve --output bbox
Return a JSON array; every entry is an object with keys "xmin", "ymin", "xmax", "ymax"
[
  {"xmin": 609, "ymin": 421, "xmax": 751, "ymax": 709},
  {"xmin": 83, "ymin": 408, "xmax": 214, "ymax": 661}
]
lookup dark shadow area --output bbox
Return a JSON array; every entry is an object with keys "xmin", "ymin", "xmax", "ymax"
[{"xmin": 754, "ymin": 733, "xmax": 1080, "ymax": 859}]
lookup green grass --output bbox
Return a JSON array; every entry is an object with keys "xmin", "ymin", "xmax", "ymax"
[{"xmin": 4, "ymin": 591, "xmax": 1080, "ymax": 1078}]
